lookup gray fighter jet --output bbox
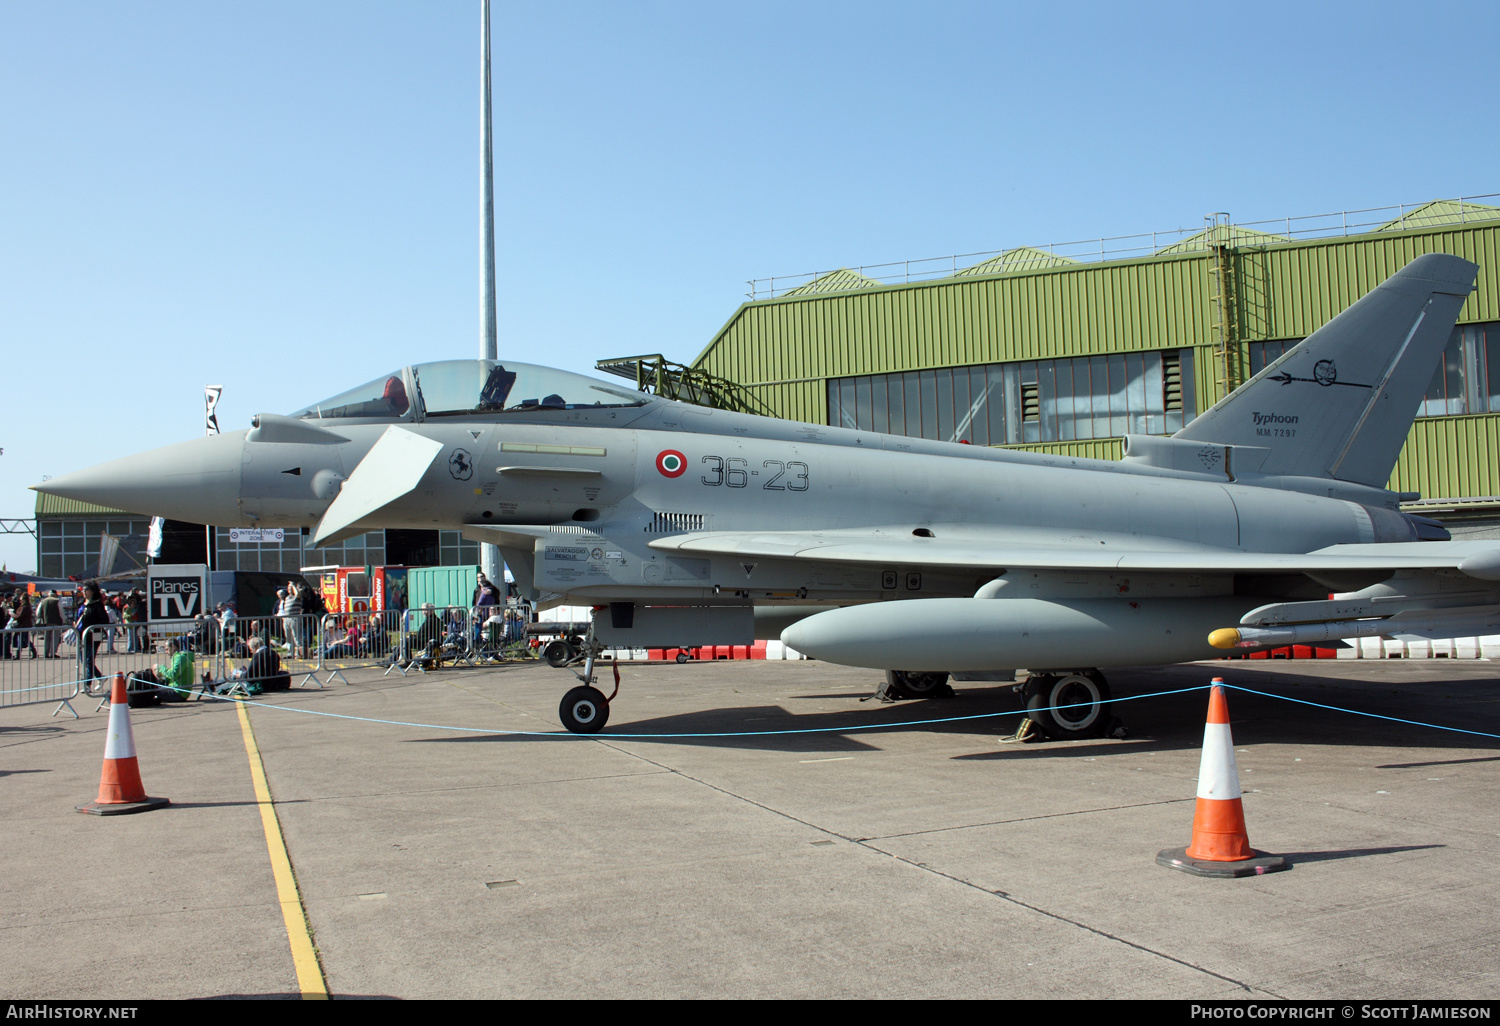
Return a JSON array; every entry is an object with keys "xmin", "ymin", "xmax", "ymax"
[{"xmin": 37, "ymin": 253, "xmax": 1500, "ymax": 735}]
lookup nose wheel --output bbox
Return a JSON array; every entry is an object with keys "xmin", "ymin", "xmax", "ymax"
[
  {"xmin": 559, "ymin": 685, "xmax": 610, "ymax": 733},
  {"xmin": 556, "ymin": 628, "xmax": 620, "ymax": 734}
]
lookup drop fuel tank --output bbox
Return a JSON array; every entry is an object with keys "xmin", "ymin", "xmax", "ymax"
[{"xmin": 780, "ymin": 596, "xmax": 1254, "ymax": 672}]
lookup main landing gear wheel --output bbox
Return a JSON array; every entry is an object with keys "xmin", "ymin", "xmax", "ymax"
[
  {"xmin": 544, "ymin": 639, "xmax": 575, "ymax": 668},
  {"xmin": 1023, "ymin": 671, "xmax": 1112, "ymax": 740},
  {"xmin": 885, "ymin": 670, "xmax": 954, "ymax": 700},
  {"xmin": 559, "ymin": 685, "xmax": 610, "ymax": 734}
]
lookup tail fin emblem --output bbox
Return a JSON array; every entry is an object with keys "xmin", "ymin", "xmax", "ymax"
[{"xmin": 1268, "ymin": 360, "xmax": 1370, "ymax": 389}]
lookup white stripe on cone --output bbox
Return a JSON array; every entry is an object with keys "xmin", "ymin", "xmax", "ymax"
[
  {"xmin": 1195, "ymin": 722, "xmax": 1242, "ymax": 800},
  {"xmin": 102, "ymin": 694, "xmax": 137, "ymax": 761}
]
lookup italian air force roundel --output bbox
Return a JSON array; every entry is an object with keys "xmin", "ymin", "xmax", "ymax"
[{"xmin": 656, "ymin": 450, "xmax": 687, "ymax": 477}]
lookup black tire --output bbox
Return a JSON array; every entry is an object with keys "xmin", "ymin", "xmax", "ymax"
[
  {"xmin": 675, "ymin": 651, "xmax": 690, "ymax": 663},
  {"xmin": 885, "ymin": 670, "xmax": 952, "ymax": 700},
  {"xmin": 1025, "ymin": 671, "xmax": 1111, "ymax": 740},
  {"xmin": 559, "ymin": 685, "xmax": 610, "ymax": 734},
  {"xmin": 543, "ymin": 639, "xmax": 574, "ymax": 668}
]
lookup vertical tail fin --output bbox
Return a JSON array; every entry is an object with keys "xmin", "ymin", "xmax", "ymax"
[{"xmin": 1176, "ymin": 253, "xmax": 1477, "ymax": 487}]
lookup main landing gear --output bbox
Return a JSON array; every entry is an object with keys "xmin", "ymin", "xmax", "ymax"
[
  {"xmin": 556, "ymin": 628, "xmax": 617, "ymax": 734},
  {"xmin": 1016, "ymin": 670, "xmax": 1125, "ymax": 741},
  {"xmin": 881, "ymin": 670, "xmax": 955, "ymax": 701},
  {"xmin": 881, "ymin": 667, "xmax": 1125, "ymax": 742}
]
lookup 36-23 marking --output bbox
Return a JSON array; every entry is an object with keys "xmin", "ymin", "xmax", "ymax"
[{"xmin": 700, "ymin": 456, "xmax": 808, "ymax": 491}]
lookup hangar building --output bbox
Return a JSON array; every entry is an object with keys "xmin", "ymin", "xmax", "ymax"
[{"xmin": 679, "ymin": 197, "xmax": 1500, "ymax": 531}]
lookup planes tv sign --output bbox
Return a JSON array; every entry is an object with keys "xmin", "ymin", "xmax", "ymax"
[{"xmin": 148, "ymin": 563, "xmax": 208, "ymax": 624}]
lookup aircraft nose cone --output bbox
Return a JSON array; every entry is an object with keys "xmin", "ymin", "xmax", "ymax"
[{"xmin": 35, "ymin": 432, "xmax": 246, "ymax": 524}]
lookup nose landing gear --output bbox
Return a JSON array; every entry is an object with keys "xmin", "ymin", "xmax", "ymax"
[{"xmin": 556, "ymin": 627, "xmax": 618, "ymax": 734}]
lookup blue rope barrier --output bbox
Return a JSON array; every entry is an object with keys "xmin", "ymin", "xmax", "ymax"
[
  {"xmin": 1219, "ymin": 683, "xmax": 1500, "ymax": 742},
  {"xmin": 176, "ymin": 679, "xmax": 1500, "ymax": 744},
  {"xmin": 191, "ymin": 683, "xmax": 1211, "ymax": 738}
]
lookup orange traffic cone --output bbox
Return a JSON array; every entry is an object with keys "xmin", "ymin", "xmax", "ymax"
[
  {"xmin": 1156, "ymin": 678, "xmax": 1285, "ymax": 877},
  {"xmin": 77, "ymin": 673, "xmax": 170, "ymax": 816}
]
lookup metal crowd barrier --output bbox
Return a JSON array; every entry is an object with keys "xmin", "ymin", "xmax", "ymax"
[
  {"xmin": 317, "ymin": 609, "xmax": 409, "ymax": 684},
  {"xmin": 5, "ymin": 609, "xmax": 540, "ymax": 715},
  {"xmin": 218, "ymin": 614, "xmax": 324, "ymax": 689},
  {"xmin": 418, "ymin": 605, "xmax": 535, "ymax": 668},
  {"xmin": 315, "ymin": 606, "xmax": 536, "ymax": 682},
  {"xmin": 0, "ymin": 626, "xmax": 85, "ymax": 717},
  {"xmin": 78, "ymin": 622, "xmax": 190, "ymax": 712}
]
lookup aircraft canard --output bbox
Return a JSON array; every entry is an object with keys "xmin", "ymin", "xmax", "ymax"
[{"xmin": 34, "ymin": 254, "xmax": 1497, "ymax": 735}]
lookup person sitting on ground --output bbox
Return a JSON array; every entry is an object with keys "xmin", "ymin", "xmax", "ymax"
[
  {"xmin": 361, "ymin": 612, "xmax": 387, "ymax": 658},
  {"xmin": 323, "ymin": 618, "xmax": 362, "ymax": 660},
  {"xmin": 245, "ymin": 635, "xmax": 291, "ymax": 692},
  {"xmin": 132, "ymin": 638, "xmax": 196, "ymax": 703},
  {"xmin": 221, "ymin": 636, "xmax": 291, "ymax": 695},
  {"xmin": 401, "ymin": 603, "xmax": 444, "ymax": 666}
]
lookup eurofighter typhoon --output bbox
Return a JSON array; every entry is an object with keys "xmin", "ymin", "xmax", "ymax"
[{"xmin": 37, "ymin": 254, "xmax": 1500, "ymax": 735}]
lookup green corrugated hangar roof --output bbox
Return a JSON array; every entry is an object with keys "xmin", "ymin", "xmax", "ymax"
[
  {"xmin": 1377, "ymin": 199, "xmax": 1500, "ymax": 231},
  {"xmin": 782, "ymin": 268, "xmax": 882, "ymax": 297},
  {"xmin": 34, "ymin": 493, "xmax": 130, "ymax": 518},
  {"xmin": 952, "ymin": 246, "xmax": 1078, "ymax": 276}
]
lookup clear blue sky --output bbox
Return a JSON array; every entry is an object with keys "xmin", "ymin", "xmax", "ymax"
[{"xmin": 3, "ymin": 0, "xmax": 1497, "ymax": 571}]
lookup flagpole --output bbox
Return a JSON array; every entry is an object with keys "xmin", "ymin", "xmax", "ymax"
[
  {"xmin": 479, "ymin": 0, "xmax": 503, "ymax": 589},
  {"xmin": 205, "ymin": 386, "xmax": 222, "ymax": 570}
]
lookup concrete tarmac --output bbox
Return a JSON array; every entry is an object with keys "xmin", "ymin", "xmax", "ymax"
[{"xmin": 2, "ymin": 656, "xmax": 1498, "ymax": 1000}]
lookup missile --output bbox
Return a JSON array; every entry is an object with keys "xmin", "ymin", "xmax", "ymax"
[
  {"xmin": 1207, "ymin": 622, "xmax": 1386, "ymax": 650},
  {"xmin": 780, "ymin": 596, "xmax": 1252, "ymax": 671},
  {"xmin": 1208, "ymin": 608, "xmax": 1500, "ymax": 650}
]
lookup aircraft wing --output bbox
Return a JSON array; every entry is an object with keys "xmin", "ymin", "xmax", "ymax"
[{"xmin": 646, "ymin": 529, "xmax": 1500, "ymax": 579}]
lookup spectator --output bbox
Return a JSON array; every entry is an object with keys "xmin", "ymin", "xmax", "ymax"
[
  {"xmin": 473, "ymin": 571, "xmax": 501, "ymax": 611},
  {"xmin": 402, "ymin": 603, "xmax": 443, "ymax": 666},
  {"xmin": 281, "ymin": 582, "xmax": 304, "ymax": 658},
  {"xmin": 36, "ymin": 590, "xmax": 64, "ymax": 658},
  {"xmin": 130, "ymin": 589, "xmax": 148, "ymax": 651},
  {"xmin": 11, "ymin": 593, "xmax": 37, "ymax": 659},
  {"xmin": 362, "ymin": 613, "xmax": 388, "ymax": 660},
  {"xmin": 1, "ymin": 595, "xmax": 14, "ymax": 659},
  {"xmin": 75, "ymin": 582, "xmax": 110, "ymax": 689},
  {"xmin": 323, "ymin": 618, "xmax": 362, "ymax": 660},
  {"xmin": 132, "ymin": 638, "xmax": 195, "ymax": 704},
  {"xmin": 223, "ymin": 636, "xmax": 290, "ymax": 694},
  {"xmin": 104, "ymin": 592, "xmax": 122, "ymax": 652},
  {"xmin": 122, "ymin": 589, "xmax": 140, "ymax": 653}
]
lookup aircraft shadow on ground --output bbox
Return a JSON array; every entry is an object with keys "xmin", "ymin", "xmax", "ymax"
[
  {"xmin": 412, "ymin": 696, "xmax": 1047, "ymax": 753},
  {"xmin": 412, "ymin": 662, "xmax": 1500, "ymax": 757}
]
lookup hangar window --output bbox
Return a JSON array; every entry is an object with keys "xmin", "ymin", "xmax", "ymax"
[
  {"xmin": 1250, "ymin": 324, "xmax": 1500, "ymax": 418},
  {"xmin": 827, "ymin": 348, "xmax": 1195, "ymax": 445},
  {"xmin": 1417, "ymin": 323, "xmax": 1500, "ymax": 417}
]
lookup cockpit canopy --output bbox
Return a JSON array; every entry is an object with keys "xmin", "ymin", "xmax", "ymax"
[{"xmin": 290, "ymin": 360, "xmax": 652, "ymax": 421}]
